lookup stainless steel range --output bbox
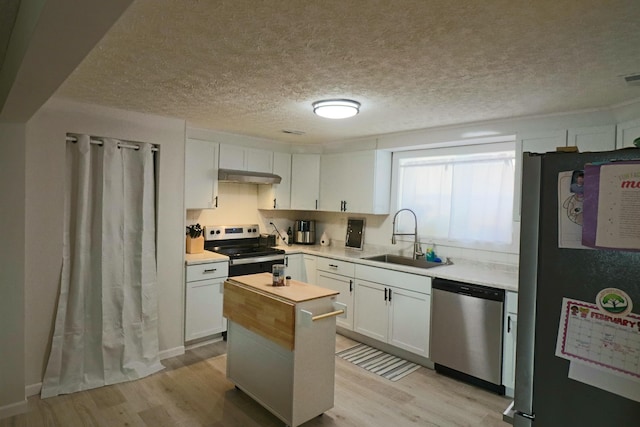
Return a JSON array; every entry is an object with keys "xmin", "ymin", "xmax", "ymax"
[{"xmin": 204, "ymin": 224, "xmax": 285, "ymax": 277}]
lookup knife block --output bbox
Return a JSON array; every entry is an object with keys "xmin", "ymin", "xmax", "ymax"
[{"xmin": 186, "ymin": 236, "xmax": 204, "ymax": 254}]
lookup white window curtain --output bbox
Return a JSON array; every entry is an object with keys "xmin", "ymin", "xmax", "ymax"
[
  {"xmin": 41, "ymin": 135, "xmax": 163, "ymax": 398},
  {"xmin": 397, "ymin": 149, "xmax": 515, "ymax": 245}
]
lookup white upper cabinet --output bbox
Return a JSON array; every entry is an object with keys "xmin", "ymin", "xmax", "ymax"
[
  {"xmin": 290, "ymin": 154, "xmax": 321, "ymax": 210},
  {"xmin": 319, "ymin": 150, "xmax": 391, "ymax": 214},
  {"xmin": 567, "ymin": 125, "xmax": 616, "ymax": 152},
  {"xmin": 219, "ymin": 144, "xmax": 274, "ymax": 173},
  {"xmin": 258, "ymin": 152, "xmax": 292, "ymax": 210},
  {"xmin": 616, "ymin": 118, "xmax": 640, "ymax": 148},
  {"xmin": 519, "ymin": 129, "xmax": 567, "ymax": 154},
  {"xmin": 185, "ymin": 138, "xmax": 219, "ymax": 209},
  {"xmin": 513, "ymin": 130, "xmax": 567, "ymax": 221}
]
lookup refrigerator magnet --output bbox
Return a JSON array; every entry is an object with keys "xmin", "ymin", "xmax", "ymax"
[{"xmin": 596, "ymin": 287, "xmax": 633, "ymax": 318}]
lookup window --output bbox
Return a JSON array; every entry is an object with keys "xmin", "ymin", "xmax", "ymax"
[{"xmin": 394, "ymin": 142, "xmax": 515, "ymax": 247}]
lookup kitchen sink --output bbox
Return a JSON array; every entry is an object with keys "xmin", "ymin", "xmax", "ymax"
[{"xmin": 361, "ymin": 254, "xmax": 444, "ymax": 269}]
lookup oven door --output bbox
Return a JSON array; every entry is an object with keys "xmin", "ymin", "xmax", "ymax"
[{"xmin": 228, "ymin": 254, "xmax": 285, "ymax": 277}]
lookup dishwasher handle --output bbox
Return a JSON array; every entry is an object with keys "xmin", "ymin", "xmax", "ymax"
[{"xmin": 432, "ymin": 278, "xmax": 504, "ymax": 302}]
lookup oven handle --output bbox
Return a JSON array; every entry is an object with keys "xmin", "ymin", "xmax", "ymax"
[{"xmin": 229, "ymin": 254, "xmax": 285, "ymax": 265}]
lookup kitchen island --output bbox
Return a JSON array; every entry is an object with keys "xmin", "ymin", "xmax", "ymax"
[{"xmin": 223, "ymin": 273, "xmax": 343, "ymax": 427}]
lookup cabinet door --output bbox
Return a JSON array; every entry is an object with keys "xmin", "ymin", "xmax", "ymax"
[
  {"xmin": 616, "ymin": 118, "xmax": 640, "ymax": 148},
  {"xmin": 185, "ymin": 278, "xmax": 226, "ymax": 341},
  {"xmin": 290, "ymin": 154, "xmax": 320, "ymax": 210},
  {"xmin": 319, "ymin": 150, "xmax": 391, "ymax": 214},
  {"xmin": 247, "ymin": 148, "xmax": 274, "ymax": 173},
  {"xmin": 319, "ymin": 153, "xmax": 346, "ymax": 211},
  {"xmin": 567, "ymin": 125, "xmax": 616, "ymax": 152},
  {"xmin": 303, "ymin": 254, "xmax": 317, "ymax": 285},
  {"xmin": 185, "ymin": 139, "xmax": 218, "ymax": 209},
  {"xmin": 502, "ymin": 291, "xmax": 518, "ymax": 396},
  {"xmin": 317, "ymin": 270, "xmax": 354, "ymax": 330},
  {"xmin": 219, "ymin": 144, "xmax": 247, "ymax": 170},
  {"xmin": 284, "ymin": 253, "xmax": 303, "ymax": 281},
  {"xmin": 258, "ymin": 152, "xmax": 291, "ymax": 209},
  {"xmin": 340, "ymin": 150, "xmax": 384, "ymax": 214},
  {"xmin": 388, "ymin": 287, "xmax": 431, "ymax": 358},
  {"xmin": 354, "ymin": 280, "xmax": 388, "ymax": 341}
]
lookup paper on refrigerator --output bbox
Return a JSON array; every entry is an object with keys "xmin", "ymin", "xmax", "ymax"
[
  {"xmin": 557, "ymin": 170, "xmax": 590, "ymax": 249},
  {"xmin": 555, "ymin": 297, "xmax": 640, "ymax": 385},
  {"xmin": 582, "ymin": 161, "xmax": 640, "ymax": 250}
]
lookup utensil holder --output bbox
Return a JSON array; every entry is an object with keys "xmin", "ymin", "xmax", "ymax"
[{"xmin": 186, "ymin": 236, "xmax": 204, "ymax": 254}]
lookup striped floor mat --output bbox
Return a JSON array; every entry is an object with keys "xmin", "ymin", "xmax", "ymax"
[{"xmin": 336, "ymin": 343, "xmax": 421, "ymax": 382}]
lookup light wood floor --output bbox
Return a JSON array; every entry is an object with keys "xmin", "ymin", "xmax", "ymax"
[{"xmin": 2, "ymin": 335, "xmax": 511, "ymax": 426}]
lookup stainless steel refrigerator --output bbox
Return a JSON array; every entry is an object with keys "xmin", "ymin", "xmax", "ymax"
[{"xmin": 512, "ymin": 149, "xmax": 640, "ymax": 426}]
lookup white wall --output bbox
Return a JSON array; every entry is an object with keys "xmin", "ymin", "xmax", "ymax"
[
  {"xmin": 0, "ymin": 123, "xmax": 27, "ymax": 417},
  {"xmin": 187, "ymin": 182, "xmax": 260, "ymax": 226},
  {"xmin": 23, "ymin": 98, "xmax": 187, "ymax": 389}
]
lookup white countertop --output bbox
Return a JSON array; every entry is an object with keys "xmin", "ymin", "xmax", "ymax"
[
  {"xmin": 281, "ymin": 244, "xmax": 519, "ymax": 293},
  {"xmin": 184, "ymin": 245, "xmax": 519, "ymax": 293}
]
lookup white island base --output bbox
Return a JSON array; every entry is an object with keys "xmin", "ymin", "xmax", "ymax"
[{"xmin": 224, "ymin": 274, "xmax": 343, "ymax": 427}]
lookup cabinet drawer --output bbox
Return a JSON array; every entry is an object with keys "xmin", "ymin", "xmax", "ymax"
[
  {"xmin": 355, "ymin": 264, "xmax": 431, "ymax": 294},
  {"xmin": 316, "ymin": 257, "xmax": 355, "ymax": 276},
  {"xmin": 186, "ymin": 262, "xmax": 229, "ymax": 282}
]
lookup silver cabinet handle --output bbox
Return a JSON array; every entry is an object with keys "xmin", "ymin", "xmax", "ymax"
[
  {"xmin": 328, "ymin": 264, "xmax": 338, "ymax": 269},
  {"xmin": 203, "ymin": 268, "xmax": 217, "ymax": 273}
]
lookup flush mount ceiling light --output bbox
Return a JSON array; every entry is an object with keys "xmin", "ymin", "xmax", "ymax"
[{"xmin": 312, "ymin": 99, "xmax": 361, "ymax": 119}]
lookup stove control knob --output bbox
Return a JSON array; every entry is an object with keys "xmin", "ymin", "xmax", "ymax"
[{"xmin": 215, "ymin": 230, "xmax": 221, "ymax": 234}]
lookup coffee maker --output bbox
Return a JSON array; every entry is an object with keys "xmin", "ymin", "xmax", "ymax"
[{"xmin": 293, "ymin": 220, "xmax": 316, "ymax": 244}]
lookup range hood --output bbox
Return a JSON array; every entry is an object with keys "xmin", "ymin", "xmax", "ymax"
[{"xmin": 218, "ymin": 168, "xmax": 282, "ymax": 184}]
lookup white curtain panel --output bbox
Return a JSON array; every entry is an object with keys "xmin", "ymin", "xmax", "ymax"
[{"xmin": 41, "ymin": 135, "xmax": 163, "ymax": 398}]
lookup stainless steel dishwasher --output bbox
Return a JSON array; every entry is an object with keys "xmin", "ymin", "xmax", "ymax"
[{"xmin": 430, "ymin": 278, "xmax": 505, "ymax": 395}]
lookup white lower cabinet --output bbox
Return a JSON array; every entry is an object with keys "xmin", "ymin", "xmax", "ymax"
[
  {"xmin": 303, "ymin": 254, "xmax": 317, "ymax": 285},
  {"xmin": 317, "ymin": 270, "xmax": 355, "ymax": 330},
  {"xmin": 502, "ymin": 291, "xmax": 518, "ymax": 397},
  {"xmin": 354, "ymin": 265, "xmax": 431, "ymax": 358},
  {"xmin": 185, "ymin": 261, "xmax": 229, "ymax": 342},
  {"xmin": 316, "ymin": 257, "xmax": 355, "ymax": 330},
  {"xmin": 284, "ymin": 253, "xmax": 303, "ymax": 281}
]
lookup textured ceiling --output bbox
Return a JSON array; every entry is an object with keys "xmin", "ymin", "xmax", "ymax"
[{"xmin": 55, "ymin": 0, "xmax": 640, "ymax": 144}]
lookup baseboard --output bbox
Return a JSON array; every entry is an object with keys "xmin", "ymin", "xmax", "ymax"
[
  {"xmin": 25, "ymin": 382, "xmax": 42, "ymax": 397},
  {"xmin": 159, "ymin": 345, "xmax": 185, "ymax": 360},
  {"xmin": 0, "ymin": 399, "xmax": 28, "ymax": 420},
  {"xmin": 185, "ymin": 335, "xmax": 224, "ymax": 351}
]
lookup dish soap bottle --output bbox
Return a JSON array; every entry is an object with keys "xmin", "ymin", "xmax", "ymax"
[{"xmin": 426, "ymin": 246, "xmax": 436, "ymax": 262}]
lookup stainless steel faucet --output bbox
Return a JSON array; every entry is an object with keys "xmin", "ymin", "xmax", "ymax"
[{"xmin": 391, "ymin": 208, "xmax": 423, "ymax": 260}]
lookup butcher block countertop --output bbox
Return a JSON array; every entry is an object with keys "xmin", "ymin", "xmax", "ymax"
[
  {"xmin": 223, "ymin": 273, "xmax": 339, "ymax": 350},
  {"xmin": 225, "ymin": 272, "xmax": 338, "ymax": 303}
]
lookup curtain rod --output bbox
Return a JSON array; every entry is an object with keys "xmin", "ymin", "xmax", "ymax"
[{"xmin": 65, "ymin": 134, "xmax": 159, "ymax": 152}]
